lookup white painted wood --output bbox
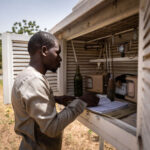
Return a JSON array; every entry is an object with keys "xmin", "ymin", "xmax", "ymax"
[
  {"xmin": 57, "ymin": 39, "xmax": 67, "ymax": 95},
  {"xmin": 2, "ymin": 33, "xmax": 61, "ymax": 103},
  {"xmin": 11, "ymin": 33, "xmax": 31, "ymax": 41},
  {"xmin": 72, "ymin": 0, "xmax": 89, "ymax": 12},
  {"xmin": 50, "ymin": 0, "xmax": 107, "ymax": 34},
  {"xmin": 13, "ymin": 51, "xmax": 29, "ymax": 55},
  {"xmin": 77, "ymin": 110, "xmax": 137, "ymax": 150},
  {"xmin": 13, "ymin": 47, "xmax": 28, "ymax": 50},
  {"xmin": 90, "ymin": 57, "xmax": 138, "ymax": 63},
  {"xmin": 60, "ymin": 0, "xmax": 139, "ymax": 40},
  {"xmin": 13, "ymin": 59, "xmax": 30, "ymax": 63},
  {"xmin": 137, "ymin": 0, "xmax": 150, "ymax": 149},
  {"xmin": 12, "ymin": 43, "xmax": 28, "ymax": 47},
  {"xmin": 13, "ymin": 55, "xmax": 30, "ymax": 59},
  {"xmin": 2, "ymin": 33, "xmax": 14, "ymax": 104}
]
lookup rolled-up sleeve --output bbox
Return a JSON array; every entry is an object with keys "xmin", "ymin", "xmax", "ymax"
[{"xmin": 20, "ymin": 77, "xmax": 87, "ymax": 138}]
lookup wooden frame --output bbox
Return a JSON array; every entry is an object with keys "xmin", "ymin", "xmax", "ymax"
[
  {"xmin": 50, "ymin": 0, "xmax": 139, "ymax": 41},
  {"xmin": 51, "ymin": 0, "xmax": 141, "ymax": 149},
  {"xmin": 78, "ymin": 110, "xmax": 137, "ymax": 150},
  {"xmin": 50, "ymin": 0, "xmax": 109, "ymax": 35},
  {"xmin": 2, "ymin": 33, "xmax": 14, "ymax": 104}
]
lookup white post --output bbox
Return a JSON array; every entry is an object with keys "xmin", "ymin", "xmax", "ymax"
[
  {"xmin": 2, "ymin": 33, "xmax": 14, "ymax": 104},
  {"xmin": 99, "ymin": 136, "xmax": 104, "ymax": 150},
  {"xmin": 57, "ymin": 39, "xmax": 67, "ymax": 95}
]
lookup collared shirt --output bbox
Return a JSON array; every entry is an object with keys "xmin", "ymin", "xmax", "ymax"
[{"xmin": 11, "ymin": 66, "xmax": 87, "ymax": 150}]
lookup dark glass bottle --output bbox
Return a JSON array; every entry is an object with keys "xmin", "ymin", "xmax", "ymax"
[
  {"xmin": 107, "ymin": 74, "xmax": 115, "ymax": 101},
  {"xmin": 74, "ymin": 64, "xmax": 83, "ymax": 97}
]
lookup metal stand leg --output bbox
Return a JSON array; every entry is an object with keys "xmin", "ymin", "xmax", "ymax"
[{"xmin": 99, "ymin": 136, "xmax": 104, "ymax": 150}]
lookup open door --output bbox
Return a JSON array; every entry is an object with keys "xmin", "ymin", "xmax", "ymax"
[{"xmin": 137, "ymin": 0, "xmax": 150, "ymax": 149}]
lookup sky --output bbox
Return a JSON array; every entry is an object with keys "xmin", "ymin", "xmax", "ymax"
[{"xmin": 0, "ymin": 0, "xmax": 79, "ymax": 33}]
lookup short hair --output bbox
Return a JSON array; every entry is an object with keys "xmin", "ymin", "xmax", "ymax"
[{"xmin": 28, "ymin": 31, "xmax": 57, "ymax": 56}]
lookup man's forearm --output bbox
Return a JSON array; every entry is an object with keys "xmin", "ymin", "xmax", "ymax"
[{"xmin": 44, "ymin": 99, "xmax": 87, "ymax": 137}]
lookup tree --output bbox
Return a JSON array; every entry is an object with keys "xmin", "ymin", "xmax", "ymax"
[{"xmin": 11, "ymin": 19, "xmax": 47, "ymax": 35}]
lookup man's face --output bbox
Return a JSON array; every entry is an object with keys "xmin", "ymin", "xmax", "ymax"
[{"xmin": 43, "ymin": 40, "xmax": 62, "ymax": 72}]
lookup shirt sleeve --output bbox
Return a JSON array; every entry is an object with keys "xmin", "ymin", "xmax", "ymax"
[{"xmin": 20, "ymin": 76, "xmax": 87, "ymax": 138}]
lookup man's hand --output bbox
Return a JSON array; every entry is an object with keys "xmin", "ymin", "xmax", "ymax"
[
  {"xmin": 54, "ymin": 95, "xmax": 75, "ymax": 106},
  {"xmin": 79, "ymin": 92, "xmax": 99, "ymax": 107}
]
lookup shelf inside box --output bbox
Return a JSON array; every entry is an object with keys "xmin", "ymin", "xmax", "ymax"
[{"xmin": 89, "ymin": 56, "xmax": 138, "ymax": 63}]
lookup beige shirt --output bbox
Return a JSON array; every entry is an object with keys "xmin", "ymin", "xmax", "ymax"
[{"xmin": 11, "ymin": 66, "xmax": 87, "ymax": 150}]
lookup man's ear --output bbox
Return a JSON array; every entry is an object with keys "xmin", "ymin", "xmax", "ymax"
[{"xmin": 41, "ymin": 46, "xmax": 48, "ymax": 56}]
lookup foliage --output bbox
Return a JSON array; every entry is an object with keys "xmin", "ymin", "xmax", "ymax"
[{"xmin": 11, "ymin": 19, "xmax": 47, "ymax": 35}]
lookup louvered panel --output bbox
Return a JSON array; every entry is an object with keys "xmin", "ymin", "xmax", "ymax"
[
  {"xmin": 143, "ymin": 45, "xmax": 150, "ymax": 59},
  {"xmin": 45, "ymin": 71, "xmax": 58, "ymax": 92},
  {"xmin": 67, "ymin": 58, "xmax": 97, "ymax": 62},
  {"xmin": 66, "ymin": 32, "xmax": 138, "ymax": 95},
  {"xmin": 143, "ymin": 70, "xmax": 150, "ymax": 86},
  {"xmin": 67, "ymin": 41, "xmax": 99, "ymax": 95},
  {"xmin": 13, "ymin": 47, "xmax": 28, "ymax": 51},
  {"xmin": 142, "ymin": 106, "xmax": 150, "ymax": 134},
  {"xmin": 143, "ymin": 0, "xmax": 150, "ymax": 28},
  {"xmin": 143, "ymin": 32, "xmax": 150, "ymax": 50},
  {"xmin": 137, "ymin": 0, "xmax": 150, "ymax": 149},
  {"xmin": 112, "ymin": 61, "xmax": 138, "ymax": 77},
  {"xmin": 12, "ymin": 41, "xmax": 30, "ymax": 78},
  {"xmin": 12, "ymin": 43, "xmax": 28, "ymax": 48},
  {"xmin": 12, "ymin": 40, "xmax": 58, "ymax": 94},
  {"xmin": 140, "ymin": 97, "xmax": 150, "ymax": 148}
]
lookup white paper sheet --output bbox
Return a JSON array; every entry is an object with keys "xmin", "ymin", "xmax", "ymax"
[{"xmin": 87, "ymin": 94, "xmax": 128, "ymax": 114}]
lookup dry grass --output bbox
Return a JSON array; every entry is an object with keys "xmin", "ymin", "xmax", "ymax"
[
  {"xmin": 0, "ymin": 81, "xmax": 100, "ymax": 150},
  {"xmin": 0, "ymin": 69, "xmax": 2, "ymax": 75},
  {"xmin": 0, "ymin": 81, "xmax": 21, "ymax": 150}
]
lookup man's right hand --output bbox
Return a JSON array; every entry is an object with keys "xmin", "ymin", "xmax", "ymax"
[
  {"xmin": 79, "ymin": 92, "xmax": 99, "ymax": 107},
  {"xmin": 54, "ymin": 95, "xmax": 75, "ymax": 106}
]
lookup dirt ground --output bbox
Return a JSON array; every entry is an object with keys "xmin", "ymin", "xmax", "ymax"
[{"xmin": 0, "ymin": 81, "xmax": 100, "ymax": 150}]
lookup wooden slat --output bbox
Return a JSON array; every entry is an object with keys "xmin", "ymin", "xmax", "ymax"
[
  {"xmin": 142, "ymin": 58, "xmax": 150, "ymax": 69},
  {"xmin": 143, "ymin": 30, "xmax": 150, "ymax": 49},
  {"xmin": 143, "ymin": 15, "xmax": 150, "ymax": 40},
  {"xmin": 13, "ymin": 51, "xmax": 29, "ymax": 55},
  {"xmin": 13, "ymin": 59, "xmax": 30, "ymax": 63},
  {"xmin": 13, "ymin": 63, "xmax": 29, "ymax": 67},
  {"xmin": 13, "ymin": 47, "xmax": 28, "ymax": 51},
  {"xmin": 137, "ymin": 0, "xmax": 150, "ymax": 149},
  {"xmin": 12, "ymin": 43, "xmax": 28, "ymax": 48},
  {"xmin": 61, "ymin": 0, "xmax": 139, "ymax": 40},
  {"xmin": 13, "ymin": 55, "xmax": 30, "ymax": 59}
]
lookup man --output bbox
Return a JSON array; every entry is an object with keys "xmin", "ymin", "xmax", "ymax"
[{"xmin": 11, "ymin": 31, "xmax": 99, "ymax": 150}]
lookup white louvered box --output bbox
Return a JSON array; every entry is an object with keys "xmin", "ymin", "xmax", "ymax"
[
  {"xmin": 50, "ymin": 0, "xmax": 150, "ymax": 149},
  {"xmin": 2, "ymin": 33, "xmax": 60, "ymax": 104}
]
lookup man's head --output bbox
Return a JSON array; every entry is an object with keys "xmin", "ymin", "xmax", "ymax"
[{"xmin": 28, "ymin": 31, "xmax": 62, "ymax": 73}]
